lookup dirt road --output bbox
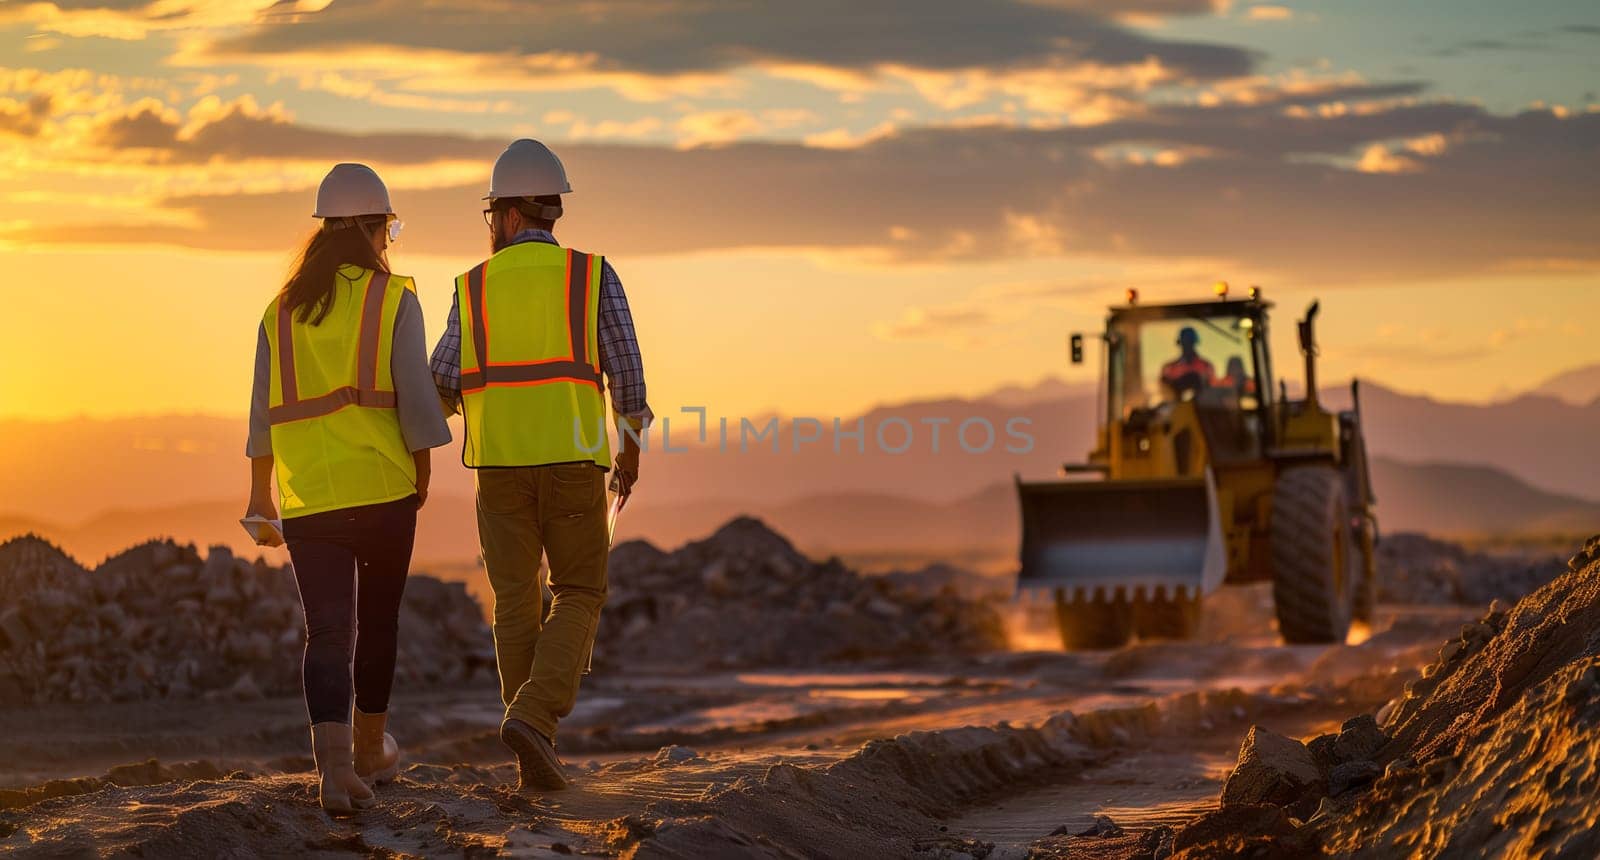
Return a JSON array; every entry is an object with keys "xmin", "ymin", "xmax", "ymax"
[{"xmin": 0, "ymin": 602, "xmax": 1467, "ymax": 858}]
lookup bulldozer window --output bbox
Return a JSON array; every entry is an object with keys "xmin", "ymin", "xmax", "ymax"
[{"xmin": 1111, "ymin": 316, "xmax": 1259, "ymax": 417}]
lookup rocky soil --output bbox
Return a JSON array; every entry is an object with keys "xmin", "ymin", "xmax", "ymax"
[
  {"xmin": 1168, "ymin": 535, "xmax": 1600, "ymax": 859},
  {"xmin": 0, "ymin": 518, "xmax": 1010, "ymax": 706},
  {"xmin": 0, "ymin": 535, "xmax": 493, "ymax": 705},
  {"xmin": 597, "ymin": 517, "xmax": 1009, "ymax": 670},
  {"xmin": 1376, "ymin": 532, "xmax": 1564, "ymax": 606},
  {"xmin": 5, "ymin": 520, "xmax": 1593, "ymax": 858},
  {"xmin": 0, "ymin": 682, "xmax": 1292, "ymax": 858}
]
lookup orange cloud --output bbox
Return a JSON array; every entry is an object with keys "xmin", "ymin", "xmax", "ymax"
[
  {"xmin": 4, "ymin": 62, "xmax": 1595, "ymax": 289},
  {"xmin": 177, "ymin": 0, "xmax": 1253, "ymax": 108},
  {"xmin": 0, "ymin": 0, "xmax": 278, "ymax": 40},
  {"xmin": 1246, "ymin": 5, "xmax": 1293, "ymax": 21},
  {"xmin": 674, "ymin": 108, "xmax": 821, "ymax": 147},
  {"xmin": 1356, "ymin": 143, "xmax": 1421, "ymax": 173},
  {"xmin": 0, "ymin": 93, "xmax": 51, "ymax": 137},
  {"xmin": 873, "ymin": 305, "xmax": 995, "ymax": 342}
]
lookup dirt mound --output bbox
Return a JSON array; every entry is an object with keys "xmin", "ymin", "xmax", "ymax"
[
  {"xmin": 0, "ymin": 535, "xmax": 492, "ymax": 705},
  {"xmin": 598, "ymin": 517, "xmax": 1008, "ymax": 669},
  {"xmin": 878, "ymin": 562, "xmax": 1009, "ymax": 601},
  {"xmin": 1377, "ymin": 532, "xmax": 1562, "ymax": 605},
  {"xmin": 0, "ymin": 686, "xmax": 1271, "ymax": 859},
  {"xmin": 1375, "ymin": 538, "xmax": 1600, "ymax": 762},
  {"xmin": 629, "ymin": 687, "xmax": 1263, "ymax": 859},
  {"xmin": 1181, "ymin": 536, "xmax": 1600, "ymax": 858}
]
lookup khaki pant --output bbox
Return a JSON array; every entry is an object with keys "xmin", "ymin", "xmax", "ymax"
[{"xmin": 475, "ymin": 463, "xmax": 609, "ymax": 739}]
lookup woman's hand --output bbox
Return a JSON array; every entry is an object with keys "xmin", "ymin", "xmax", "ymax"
[
  {"xmin": 246, "ymin": 494, "xmax": 279, "ymax": 521},
  {"xmin": 246, "ymin": 454, "xmax": 284, "ymax": 546},
  {"xmin": 243, "ymin": 496, "xmax": 284, "ymax": 547}
]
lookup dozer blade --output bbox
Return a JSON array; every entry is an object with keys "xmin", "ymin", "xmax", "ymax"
[{"xmin": 1015, "ymin": 471, "xmax": 1226, "ymax": 601}]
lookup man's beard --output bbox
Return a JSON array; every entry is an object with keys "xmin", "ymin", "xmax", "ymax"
[{"xmin": 490, "ymin": 229, "xmax": 509, "ymax": 253}]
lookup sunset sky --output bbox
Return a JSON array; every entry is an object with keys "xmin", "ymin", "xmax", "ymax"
[{"xmin": 1, "ymin": 0, "xmax": 1596, "ymax": 423}]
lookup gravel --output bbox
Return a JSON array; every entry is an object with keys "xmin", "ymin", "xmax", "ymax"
[
  {"xmin": 596, "ymin": 517, "xmax": 1009, "ymax": 670},
  {"xmin": 0, "ymin": 535, "xmax": 492, "ymax": 705}
]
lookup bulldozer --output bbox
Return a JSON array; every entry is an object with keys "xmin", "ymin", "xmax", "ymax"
[{"xmin": 1016, "ymin": 285, "xmax": 1377, "ymax": 649}]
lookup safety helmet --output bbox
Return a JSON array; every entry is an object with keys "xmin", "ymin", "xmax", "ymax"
[
  {"xmin": 313, "ymin": 163, "xmax": 393, "ymax": 218},
  {"xmin": 1178, "ymin": 326, "xmax": 1200, "ymax": 346},
  {"xmin": 485, "ymin": 138, "xmax": 571, "ymax": 200}
]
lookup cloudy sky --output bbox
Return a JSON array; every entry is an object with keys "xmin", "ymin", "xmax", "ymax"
[{"xmin": 0, "ymin": 0, "xmax": 1596, "ymax": 421}]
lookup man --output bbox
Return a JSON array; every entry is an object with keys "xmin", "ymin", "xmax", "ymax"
[
  {"xmin": 431, "ymin": 138, "xmax": 650, "ymax": 791},
  {"xmin": 1160, "ymin": 326, "xmax": 1215, "ymax": 397}
]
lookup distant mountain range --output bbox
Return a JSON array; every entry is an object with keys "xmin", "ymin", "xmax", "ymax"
[
  {"xmin": 3, "ymin": 374, "xmax": 1598, "ymax": 562},
  {"xmin": 1531, "ymin": 362, "xmax": 1600, "ymax": 406},
  {"xmin": 6, "ymin": 455, "xmax": 1595, "ymax": 569}
]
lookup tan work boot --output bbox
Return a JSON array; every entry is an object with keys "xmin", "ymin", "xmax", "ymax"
[
  {"xmin": 500, "ymin": 718, "xmax": 567, "ymax": 791},
  {"xmin": 353, "ymin": 708, "xmax": 401, "ymax": 784},
  {"xmin": 310, "ymin": 722, "xmax": 375, "ymax": 814}
]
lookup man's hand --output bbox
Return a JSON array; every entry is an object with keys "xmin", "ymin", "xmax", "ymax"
[{"xmin": 611, "ymin": 446, "xmax": 639, "ymax": 498}]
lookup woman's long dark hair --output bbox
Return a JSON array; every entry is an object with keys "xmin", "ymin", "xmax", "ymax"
[{"xmin": 280, "ymin": 217, "xmax": 389, "ymax": 325}]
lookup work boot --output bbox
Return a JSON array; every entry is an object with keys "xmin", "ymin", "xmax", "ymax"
[
  {"xmin": 310, "ymin": 722, "xmax": 375, "ymax": 814},
  {"xmin": 353, "ymin": 708, "xmax": 401, "ymax": 784},
  {"xmin": 500, "ymin": 718, "xmax": 567, "ymax": 791}
]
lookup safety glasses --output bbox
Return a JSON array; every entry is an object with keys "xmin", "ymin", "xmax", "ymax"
[
  {"xmin": 482, "ymin": 207, "xmax": 496, "ymax": 228},
  {"xmin": 387, "ymin": 218, "xmax": 404, "ymax": 243}
]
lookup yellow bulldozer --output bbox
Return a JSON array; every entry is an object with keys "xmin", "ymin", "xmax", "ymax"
[{"xmin": 1016, "ymin": 286, "xmax": 1377, "ymax": 648}]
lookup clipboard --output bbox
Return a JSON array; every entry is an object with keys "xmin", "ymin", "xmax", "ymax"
[{"xmin": 240, "ymin": 515, "xmax": 285, "ymax": 547}]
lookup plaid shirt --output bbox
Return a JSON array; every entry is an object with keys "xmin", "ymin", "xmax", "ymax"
[{"xmin": 430, "ymin": 229, "xmax": 652, "ymax": 422}]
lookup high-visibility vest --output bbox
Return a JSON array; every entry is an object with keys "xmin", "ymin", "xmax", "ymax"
[
  {"xmin": 456, "ymin": 242, "xmax": 611, "ymax": 468},
  {"xmin": 264, "ymin": 265, "xmax": 418, "ymax": 517},
  {"xmin": 1161, "ymin": 355, "xmax": 1216, "ymax": 385}
]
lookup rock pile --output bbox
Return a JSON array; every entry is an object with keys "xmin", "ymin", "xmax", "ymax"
[
  {"xmin": 1376, "ymin": 532, "xmax": 1562, "ymax": 605},
  {"xmin": 0, "ymin": 535, "xmax": 492, "ymax": 705},
  {"xmin": 878, "ymin": 562, "xmax": 1009, "ymax": 601},
  {"xmin": 1176, "ymin": 536, "xmax": 1600, "ymax": 858},
  {"xmin": 597, "ymin": 517, "xmax": 1008, "ymax": 670},
  {"xmin": 1219, "ymin": 725, "xmax": 1326, "ymax": 814}
]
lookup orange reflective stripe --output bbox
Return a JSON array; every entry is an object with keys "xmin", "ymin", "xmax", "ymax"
[
  {"xmin": 357, "ymin": 272, "xmax": 390, "ymax": 391},
  {"xmin": 270, "ymin": 270, "xmax": 397, "ymax": 427},
  {"xmin": 462, "ymin": 252, "xmax": 598, "ymax": 393},
  {"xmin": 268, "ymin": 387, "xmax": 396, "ymax": 423},
  {"xmin": 566, "ymin": 249, "xmax": 590, "ymax": 368},
  {"xmin": 276, "ymin": 301, "xmax": 298, "ymax": 403},
  {"xmin": 461, "ymin": 360, "xmax": 600, "ymax": 392},
  {"xmin": 1162, "ymin": 357, "xmax": 1214, "ymax": 380},
  {"xmin": 464, "ymin": 262, "xmax": 489, "ymax": 374}
]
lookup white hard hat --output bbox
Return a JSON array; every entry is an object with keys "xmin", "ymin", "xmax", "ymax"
[
  {"xmin": 313, "ymin": 163, "xmax": 393, "ymax": 218},
  {"xmin": 485, "ymin": 138, "xmax": 571, "ymax": 200}
]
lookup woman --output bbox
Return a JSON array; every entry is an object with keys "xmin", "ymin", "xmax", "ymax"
[{"xmin": 244, "ymin": 163, "xmax": 451, "ymax": 813}]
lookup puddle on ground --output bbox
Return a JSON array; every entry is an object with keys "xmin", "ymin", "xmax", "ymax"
[
  {"xmin": 810, "ymin": 688, "xmax": 918, "ymax": 701},
  {"xmin": 735, "ymin": 670, "xmax": 963, "ymax": 688},
  {"xmin": 627, "ymin": 686, "xmax": 935, "ymax": 734}
]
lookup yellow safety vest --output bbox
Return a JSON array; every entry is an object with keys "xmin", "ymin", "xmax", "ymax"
[
  {"xmin": 264, "ymin": 265, "xmax": 418, "ymax": 517},
  {"xmin": 456, "ymin": 242, "xmax": 611, "ymax": 468}
]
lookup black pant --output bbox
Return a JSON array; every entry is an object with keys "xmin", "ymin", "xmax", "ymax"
[{"xmin": 283, "ymin": 495, "xmax": 417, "ymax": 725}]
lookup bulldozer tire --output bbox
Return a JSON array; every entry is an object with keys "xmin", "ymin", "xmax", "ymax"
[
  {"xmin": 1055, "ymin": 591, "xmax": 1133, "ymax": 651},
  {"xmin": 1351, "ymin": 518, "xmax": 1377, "ymax": 623},
  {"xmin": 1133, "ymin": 593, "xmax": 1202, "ymax": 641},
  {"xmin": 1271, "ymin": 466, "xmax": 1357, "ymax": 644}
]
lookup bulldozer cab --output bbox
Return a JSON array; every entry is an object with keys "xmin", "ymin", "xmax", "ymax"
[
  {"xmin": 1017, "ymin": 294, "xmax": 1277, "ymax": 620},
  {"xmin": 1104, "ymin": 298, "xmax": 1275, "ymax": 469},
  {"xmin": 1018, "ymin": 288, "xmax": 1377, "ymax": 649}
]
